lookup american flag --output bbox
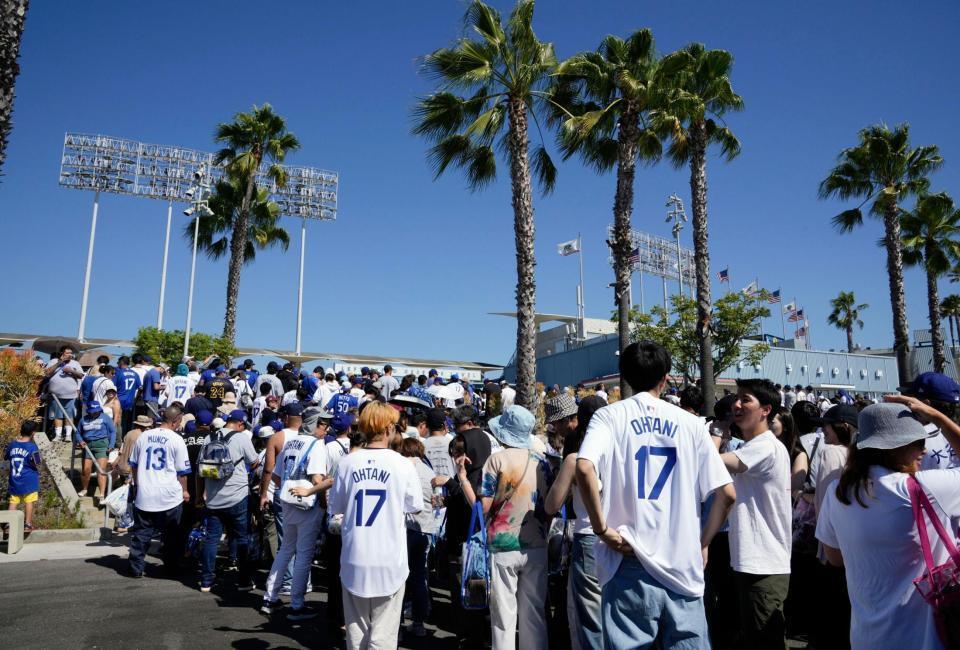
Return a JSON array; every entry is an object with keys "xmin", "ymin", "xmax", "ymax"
[
  {"xmin": 767, "ymin": 289, "xmax": 781, "ymax": 304},
  {"xmin": 627, "ymin": 248, "xmax": 640, "ymax": 265},
  {"xmin": 788, "ymin": 308, "xmax": 804, "ymax": 323},
  {"xmin": 717, "ymin": 268, "xmax": 729, "ymax": 283}
]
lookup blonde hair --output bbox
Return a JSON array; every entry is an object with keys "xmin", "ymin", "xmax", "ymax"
[{"xmin": 358, "ymin": 402, "xmax": 399, "ymax": 443}]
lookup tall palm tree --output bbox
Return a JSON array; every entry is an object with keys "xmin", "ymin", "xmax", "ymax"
[
  {"xmin": 412, "ymin": 0, "xmax": 557, "ymax": 408},
  {"xmin": 552, "ymin": 29, "xmax": 688, "ymax": 399},
  {"xmin": 819, "ymin": 123, "xmax": 942, "ymax": 385},
  {"xmin": 214, "ymin": 104, "xmax": 300, "ymax": 343},
  {"xmin": 940, "ymin": 294, "xmax": 960, "ymax": 350},
  {"xmin": 183, "ymin": 172, "xmax": 289, "ymax": 265},
  {"xmin": 827, "ymin": 291, "xmax": 868, "ymax": 353},
  {"xmin": 0, "ymin": 0, "xmax": 29, "ymax": 178},
  {"xmin": 901, "ymin": 192, "xmax": 960, "ymax": 374},
  {"xmin": 654, "ymin": 43, "xmax": 743, "ymax": 414}
]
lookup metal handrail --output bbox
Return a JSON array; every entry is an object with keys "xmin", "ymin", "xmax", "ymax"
[{"xmin": 78, "ymin": 437, "xmax": 114, "ymax": 530}]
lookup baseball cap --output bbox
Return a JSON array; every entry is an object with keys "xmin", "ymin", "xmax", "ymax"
[
  {"xmin": 426, "ymin": 408, "xmax": 447, "ymax": 431},
  {"xmin": 899, "ymin": 372, "xmax": 960, "ymax": 404},
  {"xmin": 856, "ymin": 403, "xmax": 938, "ymax": 450},
  {"xmin": 341, "ymin": 380, "xmax": 352, "ymax": 390},
  {"xmin": 814, "ymin": 404, "xmax": 859, "ymax": 429},
  {"xmin": 450, "ymin": 373, "xmax": 460, "ymax": 381},
  {"xmin": 282, "ymin": 402, "xmax": 304, "ymax": 417},
  {"xmin": 86, "ymin": 400, "xmax": 102, "ymax": 413},
  {"xmin": 255, "ymin": 425, "xmax": 275, "ymax": 439},
  {"xmin": 225, "ymin": 409, "xmax": 247, "ymax": 423},
  {"xmin": 267, "ymin": 361, "xmax": 279, "ymax": 372},
  {"xmin": 428, "ymin": 369, "xmax": 438, "ymax": 377},
  {"xmin": 196, "ymin": 410, "xmax": 214, "ymax": 426}
]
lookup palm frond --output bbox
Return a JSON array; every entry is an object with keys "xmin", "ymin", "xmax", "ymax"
[
  {"xmin": 831, "ymin": 208, "xmax": 864, "ymax": 233},
  {"xmin": 531, "ymin": 144, "xmax": 557, "ymax": 195}
]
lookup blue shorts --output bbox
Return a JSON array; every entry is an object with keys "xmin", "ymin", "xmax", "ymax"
[{"xmin": 48, "ymin": 397, "xmax": 77, "ymax": 421}]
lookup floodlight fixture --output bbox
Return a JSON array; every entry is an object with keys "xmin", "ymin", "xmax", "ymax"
[
  {"xmin": 185, "ymin": 187, "xmax": 196, "ymax": 198},
  {"xmin": 183, "ymin": 207, "xmax": 195, "ymax": 216}
]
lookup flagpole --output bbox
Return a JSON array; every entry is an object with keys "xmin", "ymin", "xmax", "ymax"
[
  {"xmin": 577, "ymin": 233, "xmax": 585, "ymax": 341},
  {"xmin": 756, "ymin": 276, "xmax": 762, "ymax": 337},
  {"xmin": 727, "ymin": 268, "xmax": 732, "ymax": 296},
  {"xmin": 779, "ymin": 287, "xmax": 787, "ymax": 341},
  {"xmin": 638, "ymin": 266, "xmax": 644, "ymax": 314}
]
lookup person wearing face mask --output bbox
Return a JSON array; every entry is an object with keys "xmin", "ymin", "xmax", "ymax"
[
  {"xmin": 719, "ymin": 379, "xmax": 792, "ymax": 650},
  {"xmin": 816, "ymin": 397, "xmax": 960, "ymax": 650}
]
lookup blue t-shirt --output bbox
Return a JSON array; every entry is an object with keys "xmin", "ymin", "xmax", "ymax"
[
  {"xmin": 325, "ymin": 393, "xmax": 358, "ymax": 429},
  {"xmin": 301, "ymin": 375, "xmax": 319, "ymax": 397},
  {"xmin": 80, "ymin": 375, "xmax": 98, "ymax": 403},
  {"xmin": 114, "ymin": 367, "xmax": 141, "ymax": 410},
  {"xmin": 79, "ymin": 412, "xmax": 117, "ymax": 448},
  {"xmin": 200, "ymin": 369, "xmax": 216, "ymax": 385},
  {"xmin": 5, "ymin": 440, "xmax": 41, "ymax": 495},
  {"xmin": 244, "ymin": 369, "xmax": 259, "ymax": 388},
  {"xmin": 142, "ymin": 369, "xmax": 162, "ymax": 403}
]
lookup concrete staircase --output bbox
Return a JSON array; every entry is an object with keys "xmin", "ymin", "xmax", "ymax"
[{"xmin": 44, "ymin": 437, "xmax": 113, "ymax": 535}]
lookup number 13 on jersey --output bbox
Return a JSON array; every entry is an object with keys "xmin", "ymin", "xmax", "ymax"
[{"xmin": 635, "ymin": 446, "xmax": 676, "ymax": 500}]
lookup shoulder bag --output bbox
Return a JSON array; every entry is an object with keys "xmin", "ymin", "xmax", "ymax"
[{"xmin": 279, "ymin": 439, "xmax": 319, "ymax": 511}]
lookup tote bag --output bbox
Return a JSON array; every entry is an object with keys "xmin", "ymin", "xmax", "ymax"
[
  {"xmin": 279, "ymin": 439, "xmax": 318, "ymax": 511},
  {"xmin": 460, "ymin": 501, "xmax": 491, "ymax": 610}
]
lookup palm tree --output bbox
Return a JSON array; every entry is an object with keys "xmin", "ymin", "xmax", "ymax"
[
  {"xmin": 553, "ymin": 29, "xmax": 687, "ymax": 399},
  {"xmin": 827, "ymin": 291, "xmax": 868, "ymax": 353},
  {"xmin": 819, "ymin": 123, "xmax": 942, "ymax": 385},
  {"xmin": 183, "ymin": 172, "xmax": 290, "ymax": 266},
  {"xmin": 940, "ymin": 294, "xmax": 960, "ymax": 350},
  {"xmin": 654, "ymin": 44, "xmax": 743, "ymax": 414},
  {"xmin": 412, "ymin": 1, "xmax": 557, "ymax": 408},
  {"xmin": 214, "ymin": 104, "xmax": 300, "ymax": 343},
  {"xmin": 0, "ymin": 0, "xmax": 29, "ymax": 178},
  {"xmin": 901, "ymin": 192, "xmax": 960, "ymax": 374}
]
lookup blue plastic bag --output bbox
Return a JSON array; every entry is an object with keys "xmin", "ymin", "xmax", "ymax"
[{"xmin": 460, "ymin": 501, "xmax": 490, "ymax": 610}]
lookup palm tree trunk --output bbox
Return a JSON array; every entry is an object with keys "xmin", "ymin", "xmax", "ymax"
[
  {"xmin": 613, "ymin": 104, "xmax": 639, "ymax": 399},
  {"xmin": 882, "ymin": 203, "xmax": 911, "ymax": 385},
  {"xmin": 222, "ymin": 166, "xmax": 258, "ymax": 343},
  {"xmin": 0, "ymin": 0, "xmax": 29, "ymax": 178},
  {"xmin": 689, "ymin": 122, "xmax": 715, "ymax": 415},
  {"xmin": 506, "ymin": 94, "xmax": 537, "ymax": 409},
  {"xmin": 846, "ymin": 325, "xmax": 854, "ymax": 353},
  {"xmin": 925, "ymin": 244, "xmax": 945, "ymax": 373}
]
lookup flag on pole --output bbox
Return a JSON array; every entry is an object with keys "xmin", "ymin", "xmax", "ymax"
[
  {"xmin": 558, "ymin": 238, "xmax": 581, "ymax": 256},
  {"xmin": 788, "ymin": 308, "xmax": 804, "ymax": 323},
  {"xmin": 796, "ymin": 324, "xmax": 807, "ymax": 337},
  {"xmin": 783, "ymin": 301, "xmax": 796, "ymax": 313},
  {"xmin": 741, "ymin": 280, "xmax": 758, "ymax": 296},
  {"xmin": 717, "ymin": 268, "xmax": 729, "ymax": 283},
  {"xmin": 627, "ymin": 247, "xmax": 640, "ymax": 265},
  {"xmin": 767, "ymin": 289, "xmax": 781, "ymax": 304}
]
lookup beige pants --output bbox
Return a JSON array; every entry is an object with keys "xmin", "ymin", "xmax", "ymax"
[
  {"xmin": 342, "ymin": 585, "xmax": 405, "ymax": 650},
  {"xmin": 490, "ymin": 548, "xmax": 548, "ymax": 650}
]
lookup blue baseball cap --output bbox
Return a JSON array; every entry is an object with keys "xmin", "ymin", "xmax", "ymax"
[
  {"xmin": 450, "ymin": 373, "xmax": 460, "ymax": 381},
  {"xmin": 226, "ymin": 409, "xmax": 247, "ymax": 423},
  {"xmin": 899, "ymin": 372, "xmax": 960, "ymax": 403},
  {"xmin": 196, "ymin": 410, "xmax": 214, "ymax": 426},
  {"xmin": 282, "ymin": 402, "xmax": 304, "ymax": 417},
  {"xmin": 86, "ymin": 400, "xmax": 102, "ymax": 413},
  {"xmin": 428, "ymin": 369, "xmax": 438, "ymax": 377}
]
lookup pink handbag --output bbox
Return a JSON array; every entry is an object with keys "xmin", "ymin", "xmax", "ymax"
[{"xmin": 907, "ymin": 476, "xmax": 960, "ymax": 648}]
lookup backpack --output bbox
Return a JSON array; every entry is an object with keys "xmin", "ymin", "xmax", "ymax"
[{"xmin": 198, "ymin": 430, "xmax": 240, "ymax": 480}]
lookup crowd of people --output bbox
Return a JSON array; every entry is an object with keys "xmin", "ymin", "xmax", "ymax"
[{"xmin": 6, "ymin": 341, "xmax": 960, "ymax": 649}]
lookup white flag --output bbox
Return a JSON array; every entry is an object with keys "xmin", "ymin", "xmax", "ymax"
[
  {"xmin": 741, "ymin": 280, "xmax": 758, "ymax": 296},
  {"xmin": 783, "ymin": 301, "xmax": 796, "ymax": 313},
  {"xmin": 557, "ymin": 238, "xmax": 580, "ymax": 256}
]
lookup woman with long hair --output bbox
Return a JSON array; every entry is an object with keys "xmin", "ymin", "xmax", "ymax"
[
  {"xmin": 544, "ymin": 395, "xmax": 607, "ymax": 649},
  {"xmin": 398, "ymin": 436, "xmax": 438, "ymax": 638},
  {"xmin": 816, "ymin": 396, "xmax": 960, "ymax": 649}
]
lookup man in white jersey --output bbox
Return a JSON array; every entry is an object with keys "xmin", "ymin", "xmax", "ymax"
[
  {"xmin": 898, "ymin": 372, "xmax": 960, "ymax": 471},
  {"xmin": 328, "ymin": 402, "xmax": 421, "ymax": 650},
  {"xmin": 127, "ymin": 405, "xmax": 190, "ymax": 577},
  {"xmin": 577, "ymin": 341, "xmax": 734, "ymax": 648},
  {"xmin": 162, "ymin": 364, "xmax": 196, "ymax": 408},
  {"xmin": 719, "ymin": 378, "xmax": 792, "ymax": 649},
  {"xmin": 261, "ymin": 406, "xmax": 329, "ymax": 621}
]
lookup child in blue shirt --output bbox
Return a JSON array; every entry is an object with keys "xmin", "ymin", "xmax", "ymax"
[{"xmin": 5, "ymin": 421, "xmax": 42, "ymax": 531}]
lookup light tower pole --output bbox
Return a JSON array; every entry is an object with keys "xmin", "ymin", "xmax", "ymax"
[
  {"xmin": 665, "ymin": 193, "xmax": 687, "ymax": 298},
  {"xmin": 183, "ymin": 164, "xmax": 213, "ymax": 358}
]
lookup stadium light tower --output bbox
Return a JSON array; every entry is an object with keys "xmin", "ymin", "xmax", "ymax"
[{"xmin": 665, "ymin": 193, "xmax": 688, "ymax": 297}]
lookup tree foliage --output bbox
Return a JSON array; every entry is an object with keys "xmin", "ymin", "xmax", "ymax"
[
  {"xmin": 132, "ymin": 327, "xmax": 236, "ymax": 368},
  {"xmin": 615, "ymin": 293, "xmax": 770, "ymax": 384}
]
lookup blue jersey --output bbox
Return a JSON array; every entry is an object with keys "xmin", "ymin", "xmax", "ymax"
[
  {"xmin": 200, "ymin": 369, "xmax": 216, "ymax": 385},
  {"xmin": 79, "ymin": 412, "xmax": 117, "ymax": 448},
  {"xmin": 114, "ymin": 368, "xmax": 141, "ymax": 410},
  {"xmin": 244, "ymin": 369, "xmax": 259, "ymax": 388},
  {"xmin": 80, "ymin": 375, "xmax": 98, "ymax": 403},
  {"xmin": 326, "ymin": 393, "xmax": 358, "ymax": 428},
  {"xmin": 5, "ymin": 440, "xmax": 40, "ymax": 495},
  {"xmin": 142, "ymin": 369, "xmax": 162, "ymax": 403}
]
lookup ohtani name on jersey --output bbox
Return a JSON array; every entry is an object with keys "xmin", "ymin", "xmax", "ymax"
[
  {"xmin": 351, "ymin": 467, "xmax": 391, "ymax": 483},
  {"xmin": 630, "ymin": 417, "xmax": 677, "ymax": 438}
]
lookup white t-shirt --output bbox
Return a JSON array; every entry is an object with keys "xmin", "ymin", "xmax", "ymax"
[
  {"xmin": 45, "ymin": 359, "xmax": 83, "ymax": 399},
  {"xmin": 281, "ymin": 390, "xmax": 299, "ymax": 406},
  {"xmin": 325, "ymin": 438, "xmax": 351, "ymax": 475},
  {"xmin": 423, "ymin": 434, "xmax": 456, "ymax": 478},
  {"xmin": 162, "ymin": 376, "xmax": 195, "ymax": 407},
  {"xmin": 129, "ymin": 428, "xmax": 190, "ymax": 512},
  {"xmin": 729, "ymin": 431, "xmax": 792, "ymax": 575},
  {"xmin": 276, "ymin": 433, "xmax": 329, "ymax": 496},
  {"xmin": 817, "ymin": 467, "xmax": 960, "ymax": 650},
  {"xmin": 922, "ymin": 424, "xmax": 960, "ymax": 471},
  {"xmin": 596, "ymin": 389, "xmax": 608, "ymax": 402},
  {"xmin": 328, "ymin": 448, "xmax": 422, "ymax": 598},
  {"xmin": 501, "ymin": 385, "xmax": 516, "ymax": 409},
  {"xmin": 578, "ymin": 392, "xmax": 731, "ymax": 597}
]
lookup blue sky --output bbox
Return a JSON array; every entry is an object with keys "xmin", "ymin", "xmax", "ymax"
[{"xmin": 2, "ymin": 1, "xmax": 959, "ymax": 366}]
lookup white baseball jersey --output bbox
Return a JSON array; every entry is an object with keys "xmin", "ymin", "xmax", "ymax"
[
  {"xmin": 162, "ymin": 376, "xmax": 196, "ymax": 407},
  {"xmin": 91, "ymin": 376, "xmax": 117, "ymax": 405},
  {"xmin": 325, "ymin": 438, "xmax": 351, "ymax": 475},
  {"xmin": 252, "ymin": 396, "xmax": 268, "ymax": 426},
  {"xmin": 578, "ymin": 392, "xmax": 731, "ymax": 597},
  {"xmin": 276, "ymin": 433, "xmax": 329, "ymax": 490},
  {"xmin": 129, "ymin": 428, "xmax": 190, "ymax": 512},
  {"xmin": 328, "ymin": 448, "xmax": 422, "ymax": 598}
]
